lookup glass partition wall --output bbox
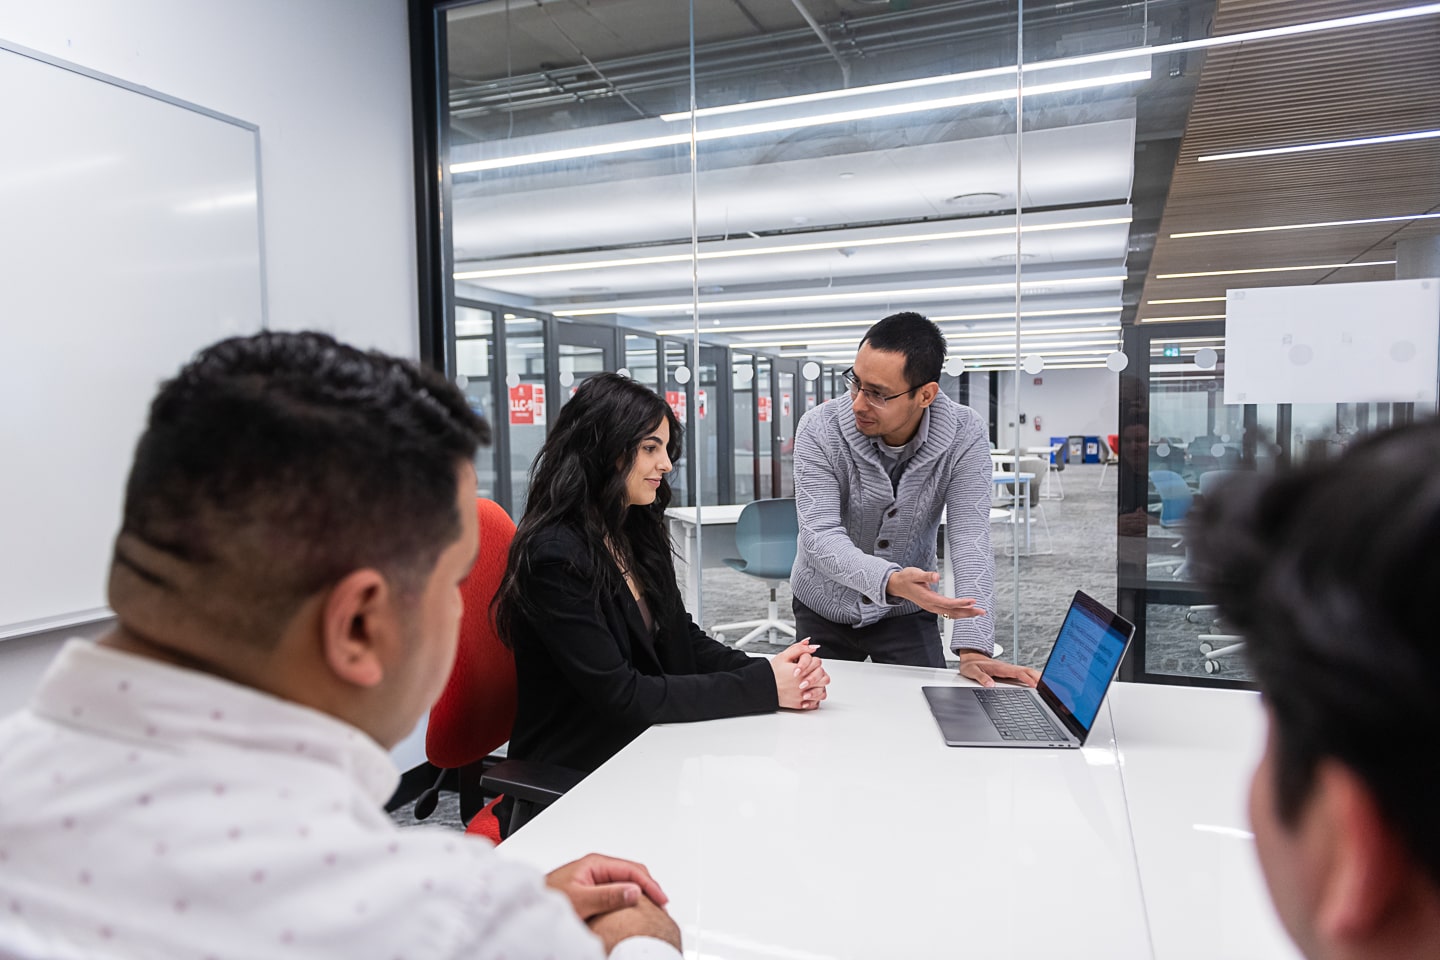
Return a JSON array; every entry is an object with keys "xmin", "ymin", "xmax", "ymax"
[{"xmin": 414, "ymin": 0, "xmax": 1440, "ymax": 685}]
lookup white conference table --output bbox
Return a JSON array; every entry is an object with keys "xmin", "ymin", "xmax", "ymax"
[{"xmin": 498, "ymin": 660, "xmax": 1298, "ymax": 960}]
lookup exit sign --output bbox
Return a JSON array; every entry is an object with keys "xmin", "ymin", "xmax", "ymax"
[{"xmin": 1163, "ymin": 345, "xmax": 1181, "ymax": 357}]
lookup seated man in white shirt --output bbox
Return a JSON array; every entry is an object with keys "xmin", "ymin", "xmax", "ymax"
[
  {"xmin": 0, "ymin": 331, "xmax": 681, "ymax": 959},
  {"xmin": 1191, "ymin": 419, "xmax": 1440, "ymax": 960}
]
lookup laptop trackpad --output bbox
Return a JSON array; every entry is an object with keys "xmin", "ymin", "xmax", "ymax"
[{"xmin": 922, "ymin": 686, "xmax": 1004, "ymax": 745}]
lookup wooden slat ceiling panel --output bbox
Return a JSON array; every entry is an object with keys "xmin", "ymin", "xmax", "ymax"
[{"xmin": 1135, "ymin": 0, "xmax": 1440, "ymax": 318}]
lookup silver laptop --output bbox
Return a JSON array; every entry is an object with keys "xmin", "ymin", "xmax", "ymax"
[{"xmin": 923, "ymin": 591, "xmax": 1136, "ymax": 748}]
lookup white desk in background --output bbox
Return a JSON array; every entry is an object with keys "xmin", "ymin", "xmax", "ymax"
[
  {"xmin": 498, "ymin": 660, "xmax": 1298, "ymax": 960},
  {"xmin": 664, "ymin": 504, "xmax": 747, "ymax": 617}
]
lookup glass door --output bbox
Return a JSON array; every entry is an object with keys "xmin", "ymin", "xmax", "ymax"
[{"xmin": 554, "ymin": 321, "xmax": 617, "ymax": 409}]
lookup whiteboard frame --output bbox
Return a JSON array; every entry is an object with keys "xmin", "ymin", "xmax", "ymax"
[{"xmin": 0, "ymin": 38, "xmax": 268, "ymax": 641}]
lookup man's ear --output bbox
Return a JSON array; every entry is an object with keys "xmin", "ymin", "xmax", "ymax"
[
  {"xmin": 320, "ymin": 569, "xmax": 394, "ymax": 689},
  {"xmin": 917, "ymin": 382, "xmax": 939, "ymax": 407},
  {"xmin": 1313, "ymin": 760, "xmax": 1409, "ymax": 942}
]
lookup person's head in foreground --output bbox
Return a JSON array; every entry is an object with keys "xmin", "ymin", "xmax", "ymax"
[
  {"xmin": 1191, "ymin": 419, "xmax": 1440, "ymax": 960},
  {"xmin": 109, "ymin": 330, "xmax": 489, "ymax": 748},
  {"xmin": 65, "ymin": 331, "xmax": 681, "ymax": 954},
  {"xmin": 847, "ymin": 310, "xmax": 945, "ymax": 445},
  {"xmin": 498, "ymin": 371, "xmax": 685, "ymax": 635}
]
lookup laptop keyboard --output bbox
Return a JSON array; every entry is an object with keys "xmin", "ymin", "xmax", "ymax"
[{"xmin": 975, "ymin": 688, "xmax": 1067, "ymax": 742}]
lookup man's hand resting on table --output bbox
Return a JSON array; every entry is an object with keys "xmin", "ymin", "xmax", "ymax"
[
  {"xmin": 886, "ymin": 567, "xmax": 986, "ymax": 620},
  {"xmin": 957, "ymin": 650, "xmax": 1040, "ymax": 688},
  {"xmin": 545, "ymin": 853, "xmax": 669, "ymax": 919},
  {"xmin": 587, "ymin": 893, "xmax": 683, "ymax": 953}
]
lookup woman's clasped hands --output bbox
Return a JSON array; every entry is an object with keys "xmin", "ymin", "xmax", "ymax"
[{"xmin": 770, "ymin": 639, "xmax": 830, "ymax": 710}]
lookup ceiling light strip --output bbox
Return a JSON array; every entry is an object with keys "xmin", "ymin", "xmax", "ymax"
[
  {"xmin": 737, "ymin": 329, "xmax": 1122, "ymax": 349},
  {"xmin": 1146, "ymin": 296, "xmax": 1227, "ymax": 304},
  {"xmin": 451, "ymin": 5, "xmax": 1440, "ymax": 175},
  {"xmin": 1154, "ymin": 261, "xmax": 1395, "ymax": 280},
  {"xmin": 664, "ymin": 310, "xmax": 1120, "ymax": 336},
  {"xmin": 1170, "ymin": 212, "xmax": 1440, "ymax": 238},
  {"xmin": 1024, "ymin": 4, "xmax": 1440, "ymax": 76},
  {"xmin": 1197, "ymin": 129, "xmax": 1440, "ymax": 163},
  {"xmin": 556, "ymin": 275, "xmax": 1127, "ymax": 316},
  {"xmin": 453, "ymin": 217, "xmax": 1131, "ymax": 281},
  {"xmin": 1138, "ymin": 313, "xmax": 1226, "ymax": 321},
  {"xmin": 451, "ymin": 72, "xmax": 1150, "ymax": 173},
  {"xmin": 661, "ymin": 6, "xmax": 1440, "ymax": 123}
]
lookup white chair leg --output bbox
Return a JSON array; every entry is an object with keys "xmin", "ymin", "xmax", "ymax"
[{"xmin": 712, "ymin": 583, "xmax": 796, "ymax": 648}]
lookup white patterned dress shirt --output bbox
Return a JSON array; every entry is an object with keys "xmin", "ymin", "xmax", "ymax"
[{"xmin": 0, "ymin": 640, "xmax": 677, "ymax": 959}]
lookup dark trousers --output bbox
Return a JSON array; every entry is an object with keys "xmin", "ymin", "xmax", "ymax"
[{"xmin": 792, "ymin": 598, "xmax": 945, "ymax": 668}]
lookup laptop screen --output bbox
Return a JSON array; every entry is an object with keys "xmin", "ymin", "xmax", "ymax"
[{"xmin": 1036, "ymin": 592, "xmax": 1135, "ymax": 737}]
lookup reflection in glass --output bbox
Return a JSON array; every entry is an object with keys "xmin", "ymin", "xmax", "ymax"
[{"xmin": 455, "ymin": 304, "xmax": 496, "ymax": 501}]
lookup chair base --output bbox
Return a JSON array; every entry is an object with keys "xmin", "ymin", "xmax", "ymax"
[
  {"xmin": 713, "ymin": 583, "xmax": 796, "ymax": 647},
  {"xmin": 1198, "ymin": 634, "xmax": 1245, "ymax": 675}
]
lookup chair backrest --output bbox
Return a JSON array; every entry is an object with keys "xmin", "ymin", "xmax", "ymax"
[
  {"xmin": 734, "ymin": 498, "xmax": 799, "ymax": 580},
  {"xmin": 426, "ymin": 498, "xmax": 518, "ymax": 770},
  {"xmin": 1016, "ymin": 458, "xmax": 1046, "ymax": 506},
  {"xmin": 1148, "ymin": 470, "xmax": 1194, "ymax": 525}
]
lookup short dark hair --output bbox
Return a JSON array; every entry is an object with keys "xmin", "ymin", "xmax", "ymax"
[
  {"xmin": 113, "ymin": 331, "xmax": 490, "ymax": 646},
  {"xmin": 1190, "ymin": 420, "xmax": 1440, "ymax": 887},
  {"xmin": 859, "ymin": 311, "xmax": 947, "ymax": 388}
]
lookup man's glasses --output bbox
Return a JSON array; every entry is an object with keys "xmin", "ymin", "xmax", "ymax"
[{"xmin": 843, "ymin": 367, "xmax": 917, "ymax": 409}]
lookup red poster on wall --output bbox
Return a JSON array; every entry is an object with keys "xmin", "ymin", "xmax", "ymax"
[
  {"xmin": 508, "ymin": 383, "xmax": 546, "ymax": 425},
  {"xmin": 665, "ymin": 390, "xmax": 687, "ymax": 424},
  {"xmin": 757, "ymin": 395, "xmax": 771, "ymax": 423},
  {"xmin": 697, "ymin": 389, "xmax": 707, "ymax": 420},
  {"xmin": 781, "ymin": 392, "xmax": 791, "ymax": 418}
]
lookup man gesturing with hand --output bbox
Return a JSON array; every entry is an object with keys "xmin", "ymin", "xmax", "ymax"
[{"xmin": 791, "ymin": 312, "xmax": 1035, "ymax": 687}]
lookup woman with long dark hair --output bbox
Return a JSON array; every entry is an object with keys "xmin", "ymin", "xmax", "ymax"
[{"xmin": 496, "ymin": 373, "xmax": 829, "ymax": 778}]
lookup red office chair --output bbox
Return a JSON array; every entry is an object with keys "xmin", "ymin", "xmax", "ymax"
[{"xmin": 419, "ymin": 498, "xmax": 583, "ymax": 838}]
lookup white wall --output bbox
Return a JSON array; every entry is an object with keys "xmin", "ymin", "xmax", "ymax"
[
  {"xmin": 0, "ymin": 0, "xmax": 418, "ymax": 355},
  {"xmin": 995, "ymin": 367, "xmax": 1118, "ymax": 449},
  {"xmin": 0, "ymin": 0, "xmax": 424, "ymax": 766}
]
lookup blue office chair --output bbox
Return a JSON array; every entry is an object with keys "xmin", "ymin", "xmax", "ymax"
[
  {"xmin": 1149, "ymin": 470, "xmax": 1194, "ymax": 528},
  {"xmin": 712, "ymin": 498, "xmax": 800, "ymax": 648}
]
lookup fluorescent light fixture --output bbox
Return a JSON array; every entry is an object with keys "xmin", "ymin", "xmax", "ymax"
[
  {"xmin": 450, "ymin": 5, "xmax": 1440, "ymax": 175},
  {"xmin": 674, "ymin": 310, "xmax": 1120, "ymax": 337},
  {"xmin": 451, "ymin": 71, "xmax": 1150, "ymax": 173},
  {"xmin": 1023, "ymin": 4, "xmax": 1440, "ymax": 76},
  {"xmin": 1146, "ymin": 296, "xmax": 1226, "ymax": 305},
  {"xmin": 1139, "ymin": 314, "xmax": 1226, "ymax": 322},
  {"xmin": 967, "ymin": 361, "xmax": 1109, "ymax": 371},
  {"xmin": 1197, "ymin": 128, "xmax": 1440, "ymax": 163},
  {"xmin": 662, "ymin": 3, "xmax": 1440, "ymax": 129},
  {"xmin": 956, "ymin": 347, "xmax": 1117, "ymax": 359},
  {"xmin": 454, "ymin": 217, "xmax": 1131, "ymax": 281},
  {"xmin": 1171, "ymin": 212, "xmax": 1440, "ymax": 239},
  {"xmin": 736, "ymin": 327, "xmax": 1122, "ymax": 349},
  {"xmin": 555, "ymin": 275, "xmax": 1127, "ymax": 317},
  {"xmin": 1155, "ymin": 261, "xmax": 1395, "ymax": 280},
  {"xmin": 1151, "ymin": 337, "xmax": 1226, "ymax": 345},
  {"xmin": 660, "ymin": 64, "xmax": 1021, "ymax": 121}
]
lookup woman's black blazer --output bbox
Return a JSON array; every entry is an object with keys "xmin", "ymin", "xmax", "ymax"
[{"xmin": 506, "ymin": 524, "xmax": 779, "ymax": 774}]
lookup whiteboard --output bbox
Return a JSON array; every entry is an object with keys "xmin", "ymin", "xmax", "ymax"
[
  {"xmin": 1223, "ymin": 279, "xmax": 1439, "ymax": 406},
  {"xmin": 0, "ymin": 42, "xmax": 265, "ymax": 639}
]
